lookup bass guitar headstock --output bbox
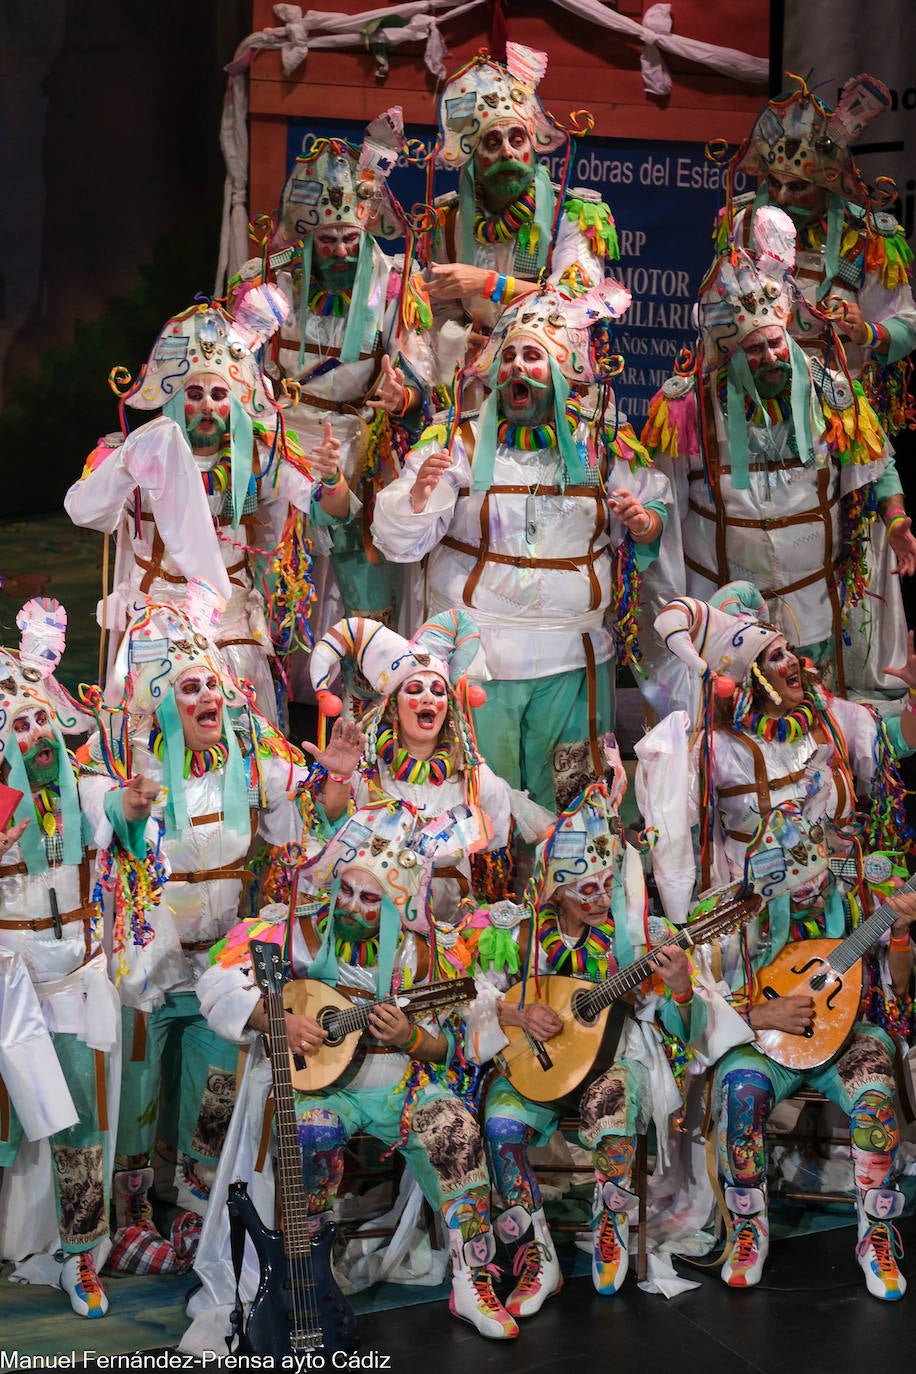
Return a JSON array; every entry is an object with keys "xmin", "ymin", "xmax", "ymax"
[{"xmin": 250, "ymin": 938, "xmax": 292, "ymax": 999}]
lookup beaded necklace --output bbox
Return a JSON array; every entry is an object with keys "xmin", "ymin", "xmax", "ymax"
[
  {"xmin": 377, "ymin": 725, "xmax": 455, "ymax": 786},
  {"xmin": 149, "ymin": 727, "xmax": 229, "ymax": 779},
  {"xmin": 538, "ymin": 905, "xmax": 615, "ymax": 981},
  {"xmin": 740, "ymin": 697, "xmax": 819, "ymax": 745},
  {"xmin": 496, "ymin": 401, "xmax": 582, "ymax": 452},
  {"xmin": 474, "ymin": 190, "xmax": 537, "ymax": 245},
  {"xmin": 33, "ymin": 783, "xmax": 61, "ymax": 837},
  {"xmin": 308, "ymin": 285, "xmax": 352, "ymax": 318},
  {"xmin": 316, "ymin": 913, "xmax": 379, "ymax": 968}
]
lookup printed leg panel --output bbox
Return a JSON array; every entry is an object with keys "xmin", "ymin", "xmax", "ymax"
[
  {"xmin": 404, "ymin": 1084, "xmax": 490, "ymax": 1210},
  {"xmin": 178, "ymin": 1014, "xmax": 239, "ymax": 1166},
  {"xmin": 521, "ymin": 667, "xmax": 611, "ymax": 812},
  {"xmin": 579, "ymin": 1059, "xmax": 648, "ymax": 1151}
]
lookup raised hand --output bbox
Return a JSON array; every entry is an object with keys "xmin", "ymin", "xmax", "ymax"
[
  {"xmin": 309, "ymin": 420, "xmax": 344, "ymax": 483},
  {"xmin": 121, "ymin": 775, "xmax": 160, "ymax": 824},
  {"xmin": 608, "ymin": 488, "xmax": 655, "ymax": 539},
  {"xmin": 887, "ymin": 515, "xmax": 916, "ymax": 577},
  {"xmin": 0, "ymin": 818, "xmax": 30, "ymax": 859},
  {"xmin": 881, "ymin": 630, "xmax": 916, "ymax": 693},
  {"xmin": 410, "ymin": 449, "xmax": 452, "ymax": 513},
  {"xmin": 367, "ymin": 354, "xmax": 409, "ymax": 415},
  {"xmin": 301, "ymin": 717, "xmax": 365, "ymax": 778}
]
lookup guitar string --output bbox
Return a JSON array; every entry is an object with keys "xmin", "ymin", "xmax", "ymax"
[{"xmin": 266, "ymin": 979, "xmax": 323, "ymax": 1348}]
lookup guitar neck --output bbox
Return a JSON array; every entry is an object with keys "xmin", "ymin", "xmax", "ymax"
[
  {"xmin": 264, "ymin": 988, "xmax": 314, "ymax": 1259},
  {"xmin": 324, "ymin": 981, "xmax": 473, "ymax": 1039},
  {"xmin": 580, "ymin": 927, "xmax": 697, "ymax": 1014},
  {"xmin": 827, "ymin": 871, "xmax": 916, "ymax": 974}
]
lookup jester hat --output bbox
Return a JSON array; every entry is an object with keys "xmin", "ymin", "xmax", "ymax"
[
  {"xmin": 733, "ymin": 73, "xmax": 890, "ymax": 209},
  {"xmin": 0, "ymin": 599, "xmax": 89, "ymax": 874},
  {"xmin": 436, "ymin": 43, "xmax": 566, "ymax": 172},
  {"xmin": 117, "ymin": 603, "xmax": 250, "ymax": 840},
  {"xmin": 654, "ymin": 591, "xmax": 780, "ymax": 695},
  {"xmin": 532, "ymin": 778, "xmax": 622, "ymax": 902},
  {"xmin": 467, "ymin": 279, "xmax": 631, "ymax": 490},
  {"xmin": 278, "ymin": 108, "xmax": 404, "ymax": 241}
]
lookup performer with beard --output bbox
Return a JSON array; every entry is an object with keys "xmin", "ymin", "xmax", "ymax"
[
  {"xmin": 427, "ymin": 44, "xmax": 621, "ymax": 384},
  {"xmin": 639, "ymin": 592, "xmax": 916, "ymax": 1300},
  {"xmin": 65, "ymin": 294, "xmax": 348, "ymax": 724},
  {"xmin": 0, "ymin": 599, "xmax": 120, "ymax": 1318},
  {"xmin": 82, "ymin": 602, "xmax": 308, "ymax": 1269},
  {"xmin": 714, "ymin": 74, "xmax": 916, "ymax": 695},
  {"xmin": 643, "ymin": 205, "xmax": 914, "ymax": 698},
  {"xmin": 198, "ymin": 801, "xmax": 520, "ymax": 1340},
  {"xmin": 373, "ymin": 282, "xmax": 676, "ymax": 809}
]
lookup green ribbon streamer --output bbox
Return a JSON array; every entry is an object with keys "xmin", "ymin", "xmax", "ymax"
[
  {"xmin": 229, "ymin": 392, "xmax": 254, "ymax": 531},
  {"xmin": 298, "ymin": 236, "xmax": 314, "ymax": 371},
  {"xmin": 339, "ymin": 232, "xmax": 376, "ymax": 365},
  {"xmin": 6, "ymin": 735, "xmax": 83, "ymax": 875}
]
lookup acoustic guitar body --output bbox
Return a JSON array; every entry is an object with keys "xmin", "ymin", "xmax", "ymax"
[
  {"xmin": 753, "ymin": 939, "xmax": 864, "ymax": 1072},
  {"xmin": 498, "ymin": 976, "xmax": 625, "ymax": 1104},
  {"xmin": 283, "ymin": 979, "xmax": 365, "ymax": 1092}
]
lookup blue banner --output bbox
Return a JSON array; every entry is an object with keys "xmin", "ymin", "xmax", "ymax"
[{"xmin": 284, "ymin": 119, "xmax": 757, "ymax": 424}]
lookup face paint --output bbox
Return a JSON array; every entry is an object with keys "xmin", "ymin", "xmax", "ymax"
[
  {"xmin": 184, "ymin": 373, "xmax": 231, "ymax": 454},
  {"xmin": 766, "ymin": 172, "xmax": 828, "ymax": 227},
  {"xmin": 476, "ymin": 122, "xmax": 536, "ymax": 206},
  {"xmin": 755, "ymin": 635, "xmax": 804, "ymax": 713},
  {"xmin": 396, "ymin": 671, "xmax": 449, "ymax": 755},
  {"xmin": 559, "ymin": 870, "xmax": 614, "ymax": 925},
  {"xmin": 496, "ymin": 340, "xmax": 554, "ymax": 427},
  {"xmin": 336, "ymin": 866, "xmax": 385, "ymax": 940},
  {"xmin": 742, "ymin": 324, "xmax": 791, "ymax": 398},
  {"xmin": 174, "ymin": 668, "xmax": 224, "ymax": 751},
  {"xmin": 12, "ymin": 706, "xmax": 61, "ymax": 785},
  {"xmin": 312, "ymin": 226, "xmax": 362, "ymax": 292}
]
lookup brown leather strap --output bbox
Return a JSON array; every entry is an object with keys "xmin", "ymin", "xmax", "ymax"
[
  {"xmin": 721, "ymin": 728, "xmax": 772, "ymax": 816},
  {"xmin": 94, "ymin": 1049, "xmax": 108, "ymax": 1132},
  {"xmin": 131, "ymin": 1010, "xmax": 148, "ymax": 1064},
  {"xmin": 683, "ymin": 554, "xmax": 841, "ymax": 603},
  {"xmin": 0, "ymin": 860, "xmax": 28, "ymax": 877},
  {"xmin": 256, "ymin": 1091, "xmax": 275, "ymax": 1173},
  {"xmin": 455, "ymin": 484, "xmax": 601, "ymax": 498},
  {"xmin": 686, "ymin": 493, "xmax": 838, "ymax": 531},
  {"xmin": 216, "ymin": 637, "xmax": 262, "ymax": 649},
  {"xmin": 168, "ymin": 868, "xmax": 254, "ymax": 887},
  {"xmin": 364, "ymin": 1044, "xmax": 404, "ymax": 1055},
  {"xmin": 180, "ymin": 939, "xmax": 218, "ymax": 952},
  {"xmin": 687, "ymin": 457, "xmax": 809, "ymax": 481},
  {"xmin": 442, "ymin": 535, "xmax": 603, "ymax": 574},
  {"xmin": 296, "ymin": 390, "xmax": 364, "ymax": 415},
  {"xmin": 582, "ymin": 632, "xmax": 605, "ymax": 778},
  {"xmin": 0, "ymin": 1073, "xmax": 9, "ymax": 1142},
  {"xmin": 717, "ymin": 768, "xmax": 806, "ymax": 798},
  {"xmin": 279, "ymin": 337, "xmax": 383, "ymax": 367},
  {"xmin": 414, "ymin": 936, "xmax": 430, "ymax": 984},
  {"xmin": 434, "ymin": 865, "xmax": 471, "ymax": 897},
  {"xmin": 138, "ymin": 528, "xmax": 167, "ymax": 594},
  {"xmin": 300, "ymin": 917, "xmax": 322, "ymax": 959},
  {"xmin": 0, "ymin": 902, "xmax": 97, "ymax": 934}
]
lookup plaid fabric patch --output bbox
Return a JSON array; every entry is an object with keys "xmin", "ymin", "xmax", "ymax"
[{"xmin": 105, "ymin": 1224, "xmax": 183, "ymax": 1275}]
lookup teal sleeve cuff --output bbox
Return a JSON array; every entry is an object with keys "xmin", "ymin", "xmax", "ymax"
[
  {"xmin": 657, "ymin": 989, "xmax": 705, "ymax": 1043},
  {"xmin": 873, "ymin": 457, "xmax": 901, "ymax": 506},
  {"xmin": 633, "ymin": 499, "xmax": 667, "ymax": 571},
  {"xmin": 885, "ymin": 712, "xmax": 915, "ymax": 761},
  {"xmin": 883, "ymin": 316, "xmax": 916, "ymax": 367},
  {"xmin": 313, "ymin": 798, "xmax": 350, "ymax": 842},
  {"xmin": 310, "ymin": 496, "xmax": 351, "ymax": 529},
  {"xmin": 103, "ymin": 787, "xmax": 148, "ymax": 861}
]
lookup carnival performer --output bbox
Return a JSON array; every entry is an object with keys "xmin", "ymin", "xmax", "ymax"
[
  {"xmin": 64, "ymin": 294, "xmax": 349, "ymax": 725},
  {"xmin": 717, "ymin": 73, "xmax": 916, "ymax": 692},
  {"xmin": 638, "ymin": 592, "xmax": 916, "ymax": 1299},
  {"xmin": 0, "ymin": 600, "xmax": 120, "ymax": 1318},
  {"xmin": 250, "ymin": 107, "xmax": 435, "ymax": 640},
  {"xmin": 643, "ymin": 205, "xmax": 915, "ymax": 701},
  {"xmin": 302, "ymin": 608, "xmax": 555, "ymax": 928},
  {"xmin": 463, "ymin": 766, "xmax": 727, "ymax": 1312},
  {"xmin": 80, "ymin": 602, "xmax": 308, "ymax": 1267},
  {"xmin": 196, "ymin": 800, "xmax": 521, "ymax": 1340},
  {"xmin": 427, "ymin": 43, "xmax": 621, "ymax": 386},
  {"xmin": 373, "ymin": 281, "xmax": 677, "ymax": 809}
]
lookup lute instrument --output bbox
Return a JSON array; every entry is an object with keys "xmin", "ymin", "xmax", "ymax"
[
  {"xmin": 753, "ymin": 871, "xmax": 916, "ymax": 1071},
  {"xmin": 496, "ymin": 886, "xmax": 761, "ymax": 1104},
  {"xmin": 283, "ymin": 975, "xmax": 477, "ymax": 1091}
]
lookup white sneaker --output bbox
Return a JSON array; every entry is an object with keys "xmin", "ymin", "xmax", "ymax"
[
  {"xmin": 721, "ymin": 1186, "xmax": 769, "ymax": 1288},
  {"xmin": 449, "ymin": 1266, "xmax": 520, "ymax": 1339},
  {"xmin": 592, "ymin": 1180, "xmax": 638, "ymax": 1296},
  {"xmin": 60, "ymin": 1249, "xmax": 109, "ymax": 1318},
  {"xmin": 856, "ymin": 1189, "xmax": 907, "ymax": 1302},
  {"xmin": 499, "ymin": 1206, "xmax": 562, "ymax": 1318}
]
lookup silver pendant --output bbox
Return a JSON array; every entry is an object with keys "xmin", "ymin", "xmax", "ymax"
[{"xmin": 525, "ymin": 494, "xmax": 538, "ymax": 545}]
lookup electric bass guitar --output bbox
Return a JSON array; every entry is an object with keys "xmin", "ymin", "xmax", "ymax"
[
  {"xmin": 283, "ymin": 975, "xmax": 476, "ymax": 1091},
  {"xmin": 753, "ymin": 872, "xmax": 916, "ymax": 1071},
  {"xmin": 226, "ymin": 938, "xmax": 358, "ymax": 1361},
  {"xmin": 496, "ymin": 885, "xmax": 761, "ymax": 1104}
]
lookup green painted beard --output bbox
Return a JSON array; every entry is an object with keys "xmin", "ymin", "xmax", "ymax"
[
  {"xmin": 22, "ymin": 735, "xmax": 62, "ymax": 786},
  {"xmin": 478, "ymin": 159, "xmax": 535, "ymax": 208},
  {"xmin": 334, "ymin": 909, "xmax": 381, "ymax": 942},
  {"xmin": 314, "ymin": 255, "xmax": 359, "ymax": 293},
  {"xmin": 753, "ymin": 360, "xmax": 792, "ymax": 398},
  {"xmin": 187, "ymin": 411, "xmax": 228, "ymax": 448}
]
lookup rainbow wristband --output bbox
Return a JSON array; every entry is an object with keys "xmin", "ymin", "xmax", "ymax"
[
  {"xmin": 403, "ymin": 1025, "xmax": 422, "ymax": 1054},
  {"xmin": 886, "ymin": 513, "xmax": 908, "ymax": 537},
  {"xmin": 863, "ymin": 321, "xmax": 880, "ymax": 349},
  {"xmin": 491, "ymin": 274, "xmax": 508, "ymax": 305}
]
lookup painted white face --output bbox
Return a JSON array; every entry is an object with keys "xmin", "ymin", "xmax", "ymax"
[
  {"xmin": 756, "ymin": 635, "xmax": 804, "ymax": 713},
  {"xmin": 741, "ymin": 324, "xmax": 791, "ymax": 397},
  {"xmin": 496, "ymin": 339, "xmax": 554, "ymax": 427},
  {"xmin": 11, "ymin": 704, "xmax": 60, "ymax": 784},
  {"xmin": 396, "ymin": 671, "xmax": 450, "ymax": 753},
  {"xmin": 338, "ymin": 865, "xmax": 385, "ymax": 930},
  {"xmin": 312, "ymin": 225, "xmax": 362, "ymax": 290},
  {"xmin": 766, "ymin": 170, "xmax": 828, "ymax": 226},
  {"xmin": 184, "ymin": 371, "xmax": 231, "ymax": 454},
  {"xmin": 476, "ymin": 120, "xmax": 536, "ymax": 205},
  {"xmin": 559, "ymin": 870, "xmax": 614, "ymax": 925},
  {"xmin": 174, "ymin": 667, "xmax": 224, "ymax": 751}
]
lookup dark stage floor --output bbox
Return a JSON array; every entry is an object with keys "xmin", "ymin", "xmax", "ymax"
[{"xmin": 63, "ymin": 1214, "xmax": 916, "ymax": 1373}]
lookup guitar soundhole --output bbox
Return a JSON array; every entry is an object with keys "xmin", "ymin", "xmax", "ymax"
[
  {"xmin": 318, "ymin": 1007, "xmax": 345, "ymax": 1046},
  {"xmin": 572, "ymin": 990, "xmax": 599, "ymax": 1027}
]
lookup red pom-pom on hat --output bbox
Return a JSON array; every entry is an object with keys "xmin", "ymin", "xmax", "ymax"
[
  {"xmin": 713, "ymin": 674, "xmax": 736, "ymax": 698},
  {"xmin": 316, "ymin": 689, "xmax": 343, "ymax": 717}
]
